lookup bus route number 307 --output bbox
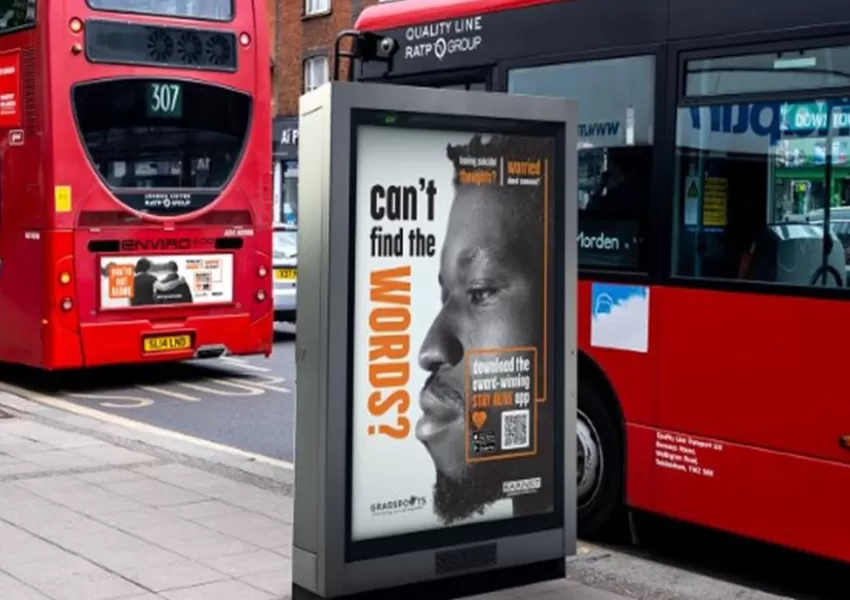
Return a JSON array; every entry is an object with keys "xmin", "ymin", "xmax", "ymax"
[{"xmin": 147, "ymin": 82, "xmax": 184, "ymax": 119}]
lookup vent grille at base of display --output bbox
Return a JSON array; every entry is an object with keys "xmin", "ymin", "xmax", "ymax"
[
  {"xmin": 86, "ymin": 20, "xmax": 237, "ymax": 72},
  {"xmin": 434, "ymin": 543, "xmax": 497, "ymax": 574}
]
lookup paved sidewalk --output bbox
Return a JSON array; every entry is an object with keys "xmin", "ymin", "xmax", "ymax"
[
  {"xmin": 0, "ymin": 408, "xmax": 633, "ymax": 600},
  {"xmin": 0, "ymin": 414, "xmax": 292, "ymax": 600}
]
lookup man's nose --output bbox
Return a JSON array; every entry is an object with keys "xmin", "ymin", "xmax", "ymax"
[{"xmin": 418, "ymin": 313, "xmax": 463, "ymax": 372}]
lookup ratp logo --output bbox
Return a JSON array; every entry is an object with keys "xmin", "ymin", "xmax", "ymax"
[
  {"xmin": 432, "ymin": 35, "xmax": 482, "ymax": 61},
  {"xmin": 434, "ymin": 37, "xmax": 447, "ymax": 60}
]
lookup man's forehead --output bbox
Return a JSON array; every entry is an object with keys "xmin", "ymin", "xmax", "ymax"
[
  {"xmin": 453, "ymin": 184, "xmax": 506, "ymax": 203},
  {"xmin": 451, "ymin": 244, "xmax": 501, "ymax": 268},
  {"xmin": 442, "ymin": 227, "xmax": 515, "ymax": 273},
  {"xmin": 448, "ymin": 186, "xmax": 514, "ymax": 223}
]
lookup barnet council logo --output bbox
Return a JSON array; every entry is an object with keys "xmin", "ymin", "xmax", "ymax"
[{"xmin": 370, "ymin": 495, "xmax": 427, "ymax": 517}]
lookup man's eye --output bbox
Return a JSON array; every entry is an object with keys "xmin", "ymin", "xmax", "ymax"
[{"xmin": 468, "ymin": 287, "xmax": 497, "ymax": 305}]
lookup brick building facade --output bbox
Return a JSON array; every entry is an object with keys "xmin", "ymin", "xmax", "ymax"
[
  {"xmin": 269, "ymin": 0, "xmax": 381, "ymax": 225},
  {"xmin": 273, "ymin": 0, "xmax": 380, "ymax": 117}
]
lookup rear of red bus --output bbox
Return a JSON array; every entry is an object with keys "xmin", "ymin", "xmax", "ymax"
[{"xmin": 0, "ymin": 0, "xmax": 272, "ymax": 369}]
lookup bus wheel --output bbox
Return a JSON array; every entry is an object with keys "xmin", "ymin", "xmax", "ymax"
[{"xmin": 577, "ymin": 377, "xmax": 624, "ymax": 539}]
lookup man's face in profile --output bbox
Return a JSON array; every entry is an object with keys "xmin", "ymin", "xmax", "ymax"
[{"xmin": 416, "ymin": 185, "xmax": 543, "ymax": 523}]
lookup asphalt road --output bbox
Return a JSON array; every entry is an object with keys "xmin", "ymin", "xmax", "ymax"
[{"xmin": 0, "ymin": 323, "xmax": 296, "ymax": 462}]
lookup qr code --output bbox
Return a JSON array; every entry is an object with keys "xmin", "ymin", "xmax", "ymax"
[{"xmin": 501, "ymin": 409, "xmax": 530, "ymax": 450}]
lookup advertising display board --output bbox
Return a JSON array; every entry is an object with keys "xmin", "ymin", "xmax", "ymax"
[
  {"xmin": 351, "ymin": 122, "xmax": 556, "ymax": 542},
  {"xmin": 293, "ymin": 81, "xmax": 577, "ymax": 599},
  {"xmin": 99, "ymin": 254, "xmax": 234, "ymax": 309}
]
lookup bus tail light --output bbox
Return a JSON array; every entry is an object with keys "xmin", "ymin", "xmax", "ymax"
[
  {"xmin": 239, "ymin": 32, "xmax": 251, "ymax": 46},
  {"xmin": 60, "ymin": 297, "xmax": 73, "ymax": 312},
  {"xmin": 256, "ymin": 289, "xmax": 266, "ymax": 301},
  {"xmin": 59, "ymin": 272, "xmax": 71, "ymax": 285},
  {"xmin": 257, "ymin": 265, "xmax": 267, "ymax": 277},
  {"xmin": 69, "ymin": 18, "xmax": 83, "ymax": 33}
]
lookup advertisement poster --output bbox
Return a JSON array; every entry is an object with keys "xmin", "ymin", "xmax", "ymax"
[
  {"xmin": 350, "ymin": 123, "xmax": 555, "ymax": 541},
  {"xmin": 99, "ymin": 254, "xmax": 234, "ymax": 309},
  {"xmin": 0, "ymin": 51, "xmax": 20, "ymax": 128}
]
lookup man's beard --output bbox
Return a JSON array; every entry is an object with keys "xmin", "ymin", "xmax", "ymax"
[{"xmin": 432, "ymin": 465, "xmax": 507, "ymax": 525}]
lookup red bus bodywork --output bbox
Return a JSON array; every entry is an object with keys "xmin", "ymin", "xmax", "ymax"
[
  {"xmin": 356, "ymin": 0, "xmax": 850, "ymax": 565},
  {"xmin": 0, "ymin": 0, "xmax": 273, "ymax": 369}
]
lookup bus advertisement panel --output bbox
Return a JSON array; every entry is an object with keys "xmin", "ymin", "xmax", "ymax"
[{"xmin": 99, "ymin": 254, "xmax": 235, "ymax": 309}]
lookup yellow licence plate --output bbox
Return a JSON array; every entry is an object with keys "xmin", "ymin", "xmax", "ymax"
[
  {"xmin": 275, "ymin": 268, "xmax": 297, "ymax": 281},
  {"xmin": 143, "ymin": 334, "xmax": 192, "ymax": 353}
]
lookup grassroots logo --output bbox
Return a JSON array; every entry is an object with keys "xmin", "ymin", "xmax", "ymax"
[{"xmin": 370, "ymin": 495, "xmax": 427, "ymax": 516}]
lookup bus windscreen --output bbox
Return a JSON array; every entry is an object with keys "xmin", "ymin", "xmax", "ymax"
[
  {"xmin": 73, "ymin": 78, "xmax": 251, "ymax": 216},
  {"xmin": 87, "ymin": 0, "xmax": 232, "ymax": 20}
]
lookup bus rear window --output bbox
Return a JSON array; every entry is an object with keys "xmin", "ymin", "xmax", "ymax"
[
  {"xmin": 73, "ymin": 78, "xmax": 251, "ymax": 216},
  {"xmin": 87, "ymin": 0, "xmax": 232, "ymax": 21}
]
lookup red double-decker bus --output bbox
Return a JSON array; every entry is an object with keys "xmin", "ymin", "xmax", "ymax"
[
  {"xmin": 355, "ymin": 0, "xmax": 850, "ymax": 565},
  {"xmin": 0, "ymin": 0, "xmax": 272, "ymax": 369}
]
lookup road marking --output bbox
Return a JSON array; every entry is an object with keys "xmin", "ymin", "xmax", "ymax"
[
  {"xmin": 219, "ymin": 357, "xmax": 272, "ymax": 373},
  {"xmin": 68, "ymin": 392, "xmax": 154, "ymax": 409},
  {"xmin": 138, "ymin": 385, "xmax": 201, "ymax": 402},
  {"xmin": 0, "ymin": 381, "xmax": 294, "ymax": 470},
  {"xmin": 180, "ymin": 379, "xmax": 266, "ymax": 396},
  {"xmin": 52, "ymin": 375, "xmax": 289, "ymax": 411},
  {"xmin": 249, "ymin": 375, "xmax": 291, "ymax": 393}
]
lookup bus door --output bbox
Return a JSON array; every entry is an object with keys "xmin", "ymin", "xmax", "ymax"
[{"xmin": 662, "ymin": 40, "xmax": 850, "ymax": 551}]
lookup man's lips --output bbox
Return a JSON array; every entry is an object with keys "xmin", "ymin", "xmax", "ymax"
[{"xmin": 416, "ymin": 377, "xmax": 464, "ymax": 442}]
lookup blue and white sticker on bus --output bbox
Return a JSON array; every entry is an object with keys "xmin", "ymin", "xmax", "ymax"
[{"xmin": 590, "ymin": 283, "xmax": 649, "ymax": 353}]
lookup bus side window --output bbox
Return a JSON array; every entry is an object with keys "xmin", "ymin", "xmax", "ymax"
[
  {"xmin": 672, "ymin": 148, "xmax": 768, "ymax": 280},
  {"xmin": 672, "ymin": 45, "xmax": 850, "ymax": 288},
  {"xmin": 508, "ymin": 54, "xmax": 655, "ymax": 272}
]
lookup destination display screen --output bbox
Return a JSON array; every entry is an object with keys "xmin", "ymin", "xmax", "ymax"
[{"xmin": 146, "ymin": 82, "xmax": 184, "ymax": 119}]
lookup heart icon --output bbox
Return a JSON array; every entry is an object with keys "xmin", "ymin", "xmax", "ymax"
[{"xmin": 472, "ymin": 411, "xmax": 487, "ymax": 429}]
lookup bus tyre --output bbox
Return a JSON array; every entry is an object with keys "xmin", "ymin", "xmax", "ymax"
[{"xmin": 577, "ymin": 377, "xmax": 624, "ymax": 539}]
